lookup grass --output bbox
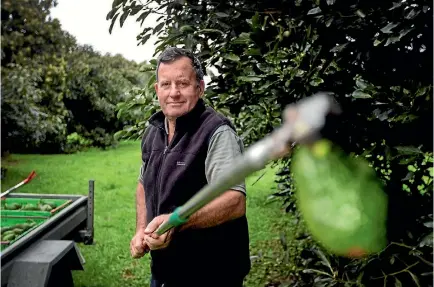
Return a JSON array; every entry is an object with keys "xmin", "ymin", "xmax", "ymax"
[{"xmin": 1, "ymin": 141, "xmax": 299, "ymax": 287}]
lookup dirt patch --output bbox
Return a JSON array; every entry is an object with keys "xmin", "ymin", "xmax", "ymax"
[
  {"xmin": 2, "ymin": 158, "xmax": 23, "ymax": 166},
  {"xmin": 122, "ymin": 268, "xmax": 135, "ymax": 279}
]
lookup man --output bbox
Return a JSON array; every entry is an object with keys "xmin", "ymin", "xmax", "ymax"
[{"xmin": 130, "ymin": 47, "xmax": 251, "ymax": 287}]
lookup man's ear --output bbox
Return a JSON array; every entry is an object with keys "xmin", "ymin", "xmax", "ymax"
[
  {"xmin": 198, "ymin": 80, "xmax": 205, "ymax": 98},
  {"xmin": 154, "ymin": 82, "xmax": 158, "ymax": 93}
]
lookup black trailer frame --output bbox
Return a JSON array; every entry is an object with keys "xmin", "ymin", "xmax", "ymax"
[{"xmin": 1, "ymin": 180, "xmax": 95, "ymax": 287}]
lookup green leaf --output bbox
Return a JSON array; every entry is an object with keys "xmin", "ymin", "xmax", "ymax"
[
  {"xmin": 136, "ymin": 11, "xmax": 150, "ymax": 26},
  {"xmin": 231, "ymin": 33, "xmax": 251, "ymax": 45},
  {"xmin": 422, "ymin": 175, "xmax": 431, "ymax": 185},
  {"xmin": 114, "ymin": 130, "xmax": 125, "ymax": 140},
  {"xmin": 389, "ymin": 2, "xmax": 403, "ymax": 10},
  {"xmin": 215, "ymin": 12, "xmax": 229, "ymax": 18},
  {"xmin": 385, "ymin": 36, "xmax": 400, "ymax": 46},
  {"xmin": 380, "ymin": 22, "xmax": 399, "ymax": 34},
  {"xmin": 352, "ymin": 90, "xmax": 371, "ymax": 99},
  {"xmin": 399, "ymin": 156, "xmax": 417, "ymax": 165},
  {"xmin": 106, "ymin": 8, "xmax": 118, "ymax": 20},
  {"xmin": 140, "ymin": 63, "xmax": 156, "ymax": 72},
  {"xmin": 330, "ymin": 43, "xmax": 349, "ymax": 53},
  {"xmin": 394, "ymin": 277, "xmax": 402, "ymax": 287},
  {"xmin": 258, "ymin": 82, "xmax": 275, "ymax": 91},
  {"xmin": 419, "ymin": 232, "xmax": 433, "ymax": 247},
  {"xmin": 373, "ymin": 39, "xmax": 382, "ymax": 46},
  {"xmin": 153, "ymin": 22, "xmax": 165, "ymax": 34},
  {"xmin": 180, "ymin": 25, "xmax": 195, "ymax": 33},
  {"xmin": 408, "ymin": 271, "xmax": 421, "ymax": 287},
  {"xmin": 399, "ymin": 28, "xmax": 414, "ymax": 39},
  {"xmin": 405, "ymin": 9, "xmax": 420, "ymax": 20},
  {"xmin": 223, "ymin": 53, "xmax": 240, "ymax": 62},
  {"xmin": 112, "ymin": 0, "xmax": 123, "ymax": 8},
  {"xmin": 394, "ymin": 146, "xmax": 423, "ymax": 155},
  {"xmin": 249, "ymin": 12, "xmax": 260, "ymax": 29},
  {"xmin": 356, "ymin": 78, "xmax": 368, "ymax": 89},
  {"xmin": 356, "ymin": 10, "xmax": 366, "ymax": 18},
  {"xmin": 120, "ymin": 10, "xmax": 130, "ymax": 28},
  {"xmin": 307, "ymin": 7, "xmax": 322, "ymax": 15},
  {"xmin": 140, "ymin": 34, "xmax": 151, "ymax": 45},
  {"xmin": 314, "ymin": 249, "xmax": 333, "ymax": 274},
  {"xmin": 325, "ymin": 17, "xmax": 334, "ymax": 27},
  {"xmin": 408, "ymin": 165, "xmax": 417, "ymax": 172},
  {"xmin": 309, "ymin": 77, "xmax": 324, "ymax": 87},
  {"xmin": 238, "ymin": 76, "xmax": 262, "ymax": 82},
  {"xmin": 130, "ymin": 5, "xmax": 142, "ymax": 16},
  {"xmin": 198, "ymin": 29, "xmax": 225, "ymax": 36},
  {"xmin": 415, "ymin": 86, "xmax": 428, "ymax": 97},
  {"xmin": 109, "ymin": 13, "xmax": 120, "ymax": 34},
  {"xmin": 246, "ymin": 48, "xmax": 261, "ymax": 56}
]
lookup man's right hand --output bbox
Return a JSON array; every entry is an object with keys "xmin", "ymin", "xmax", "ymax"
[{"xmin": 130, "ymin": 230, "xmax": 149, "ymax": 258}]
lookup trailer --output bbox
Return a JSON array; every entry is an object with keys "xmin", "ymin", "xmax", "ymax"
[{"xmin": 0, "ymin": 180, "xmax": 95, "ymax": 287}]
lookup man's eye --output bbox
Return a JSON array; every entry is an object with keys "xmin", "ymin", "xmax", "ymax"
[{"xmin": 161, "ymin": 82, "xmax": 169, "ymax": 87}]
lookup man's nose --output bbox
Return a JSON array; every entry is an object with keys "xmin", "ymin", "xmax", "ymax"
[{"xmin": 168, "ymin": 84, "xmax": 181, "ymax": 97}]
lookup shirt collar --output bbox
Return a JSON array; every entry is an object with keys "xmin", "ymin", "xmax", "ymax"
[{"xmin": 164, "ymin": 117, "xmax": 169, "ymax": 134}]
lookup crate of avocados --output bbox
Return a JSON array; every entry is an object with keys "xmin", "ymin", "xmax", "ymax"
[
  {"xmin": 0, "ymin": 217, "xmax": 46, "ymax": 251},
  {"xmin": 1, "ymin": 198, "xmax": 72, "ymax": 218}
]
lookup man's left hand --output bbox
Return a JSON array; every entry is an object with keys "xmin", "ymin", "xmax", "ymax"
[{"xmin": 143, "ymin": 214, "xmax": 175, "ymax": 250}]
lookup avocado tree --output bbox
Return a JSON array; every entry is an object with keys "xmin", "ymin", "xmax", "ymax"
[
  {"xmin": 63, "ymin": 45, "xmax": 146, "ymax": 152},
  {"xmin": 108, "ymin": 0, "xmax": 433, "ymax": 285},
  {"xmin": 1, "ymin": 0, "xmax": 75, "ymax": 154},
  {"xmin": 1, "ymin": 0, "xmax": 148, "ymax": 155}
]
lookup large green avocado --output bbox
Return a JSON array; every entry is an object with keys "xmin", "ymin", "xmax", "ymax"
[{"xmin": 292, "ymin": 139, "xmax": 388, "ymax": 258}]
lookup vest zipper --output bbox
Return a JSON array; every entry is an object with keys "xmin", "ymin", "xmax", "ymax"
[{"xmin": 155, "ymin": 130, "xmax": 172, "ymax": 217}]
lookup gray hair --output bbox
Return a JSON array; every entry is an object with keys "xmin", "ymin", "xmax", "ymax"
[{"xmin": 156, "ymin": 47, "xmax": 204, "ymax": 83}]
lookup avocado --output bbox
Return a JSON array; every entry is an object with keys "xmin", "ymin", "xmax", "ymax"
[
  {"xmin": 4, "ymin": 203, "xmax": 21, "ymax": 210},
  {"xmin": 3, "ymin": 234, "xmax": 16, "ymax": 242},
  {"xmin": 1, "ymin": 227, "xmax": 14, "ymax": 234},
  {"xmin": 292, "ymin": 139, "xmax": 388, "ymax": 258},
  {"xmin": 22, "ymin": 204, "xmax": 39, "ymax": 211},
  {"xmin": 39, "ymin": 204, "xmax": 53, "ymax": 212},
  {"xmin": 12, "ymin": 228, "xmax": 24, "ymax": 235}
]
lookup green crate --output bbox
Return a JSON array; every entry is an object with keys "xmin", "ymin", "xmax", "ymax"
[
  {"xmin": 0, "ymin": 217, "xmax": 46, "ymax": 251},
  {"xmin": 1, "ymin": 197, "xmax": 72, "ymax": 218},
  {"xmin": 1, "ymin": 216, "xmax": 47, "ymax": 226}
]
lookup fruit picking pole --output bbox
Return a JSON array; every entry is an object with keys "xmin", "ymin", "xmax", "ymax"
[
  {"xmin": 155, "ymin": 93, "xmax": 341, "ymax": 236},
  {"xmin": 0, "ymin": 170, "xmax": 36, "ymax": 199}
]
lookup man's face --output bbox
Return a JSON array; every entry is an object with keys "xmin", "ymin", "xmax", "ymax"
[{"xmin": 155, "ymin": 56, "xmax": 204, "ymax": 120}]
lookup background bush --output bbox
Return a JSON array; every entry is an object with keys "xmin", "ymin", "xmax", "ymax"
[{"xmin": 1, "ymin": 0, "xmax": 147, "ymax": 155}]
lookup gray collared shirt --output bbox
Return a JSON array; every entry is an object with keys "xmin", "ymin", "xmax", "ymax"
[{"xmin": 138, "ymin": 119, "xmax": 246, "ymax": 194}]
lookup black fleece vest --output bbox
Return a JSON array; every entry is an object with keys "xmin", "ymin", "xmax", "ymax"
[{"xmin": 140, "ymin": 99, "xmax": 251, "ymax": 283}]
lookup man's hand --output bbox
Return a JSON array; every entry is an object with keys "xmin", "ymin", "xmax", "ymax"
[
  {"xmin": 143, "ymin": 214, "xmax": 175, "ymax": 251},
  {"xmin": 130, "ymin": 230, "xmax": 149, "ymax": 258}
]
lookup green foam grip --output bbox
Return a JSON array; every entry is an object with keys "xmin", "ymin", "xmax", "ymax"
[{"xmin": 168, "ymin": 207, "xmax": 189, "ymax": 227}]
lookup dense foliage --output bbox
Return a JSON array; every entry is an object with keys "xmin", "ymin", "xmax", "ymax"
[
  {"xmin": 109, "ymin": 0, "xmax": 433, "ymax": 286},
  {"xmin": 1, "ymin": 0, "xmax": 145, "ymax": 155}
]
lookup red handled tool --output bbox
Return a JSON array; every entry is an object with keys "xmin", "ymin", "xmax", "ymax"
[{"xmin": 1, "ymin": 170, "xmax": 36, "ymax": 199}]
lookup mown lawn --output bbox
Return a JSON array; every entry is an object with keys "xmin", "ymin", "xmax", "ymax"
[{"xmin": 1, "ymin": 141, "xmax": 299, "ymax": 287}]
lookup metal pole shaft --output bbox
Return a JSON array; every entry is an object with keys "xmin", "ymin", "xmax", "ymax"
[
  {"xmin": 88, "ymin": 180, "xmax": 94, "ymax": 241},
  {"xmin": 155, "ymin": 124, "xmax": 292, "ymax": 235}
]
